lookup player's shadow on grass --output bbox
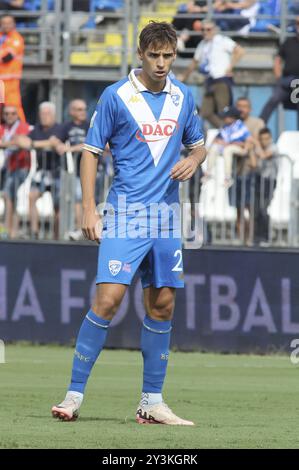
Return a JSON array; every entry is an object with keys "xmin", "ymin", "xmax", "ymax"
[{"xmin": 27, "ymin": 415, "xmax": 135, "ymax": 424}]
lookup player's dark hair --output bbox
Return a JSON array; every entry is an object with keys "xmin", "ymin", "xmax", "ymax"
[
  {"xmin": 259, "ymin": 127, "xmax": 272, "ymax": 137},
  {"xmin": 139, "ymin": 21, "xmax": 177, "ymax": 52}
]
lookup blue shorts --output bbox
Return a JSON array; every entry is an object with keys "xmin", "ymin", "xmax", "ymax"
[{"xmin": 96, "ymin": 228, "xmax": 184, "ymax": 289}]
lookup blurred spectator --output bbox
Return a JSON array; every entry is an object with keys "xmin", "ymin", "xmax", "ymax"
[
  {"xmin": 172, "ymin": 2, "xmax": 207, "ymax": 57},
  {"xmin": 0, "ymin": 14, "xmax": 25, "ymax": 122},
  {"xmin": 202, "ymin": 105, "xmax": 251, "ymax": 187},
  {"xmin": 0, "ymin": 1, "xmax": 41, "ymax": 26},
  {"xmin": 88, "ymin": 0, "xmax": 124, "ymax": 27},
  {"xmin": 214, "ymin": 0, "xmax": 259, "ymax": 34},
  {"xmin": 289, "ymin": 0, "xmax": 299, "ymax": 15},
  {"xmin": 180, "ymin": 20, "xmax": 244, "ymax": 127},
  {"xmin": 91, "ymin": 0, "xmax": 124, "ymax": 11},
  {"xmin": 236, "ymin": 96, "xmax": 265, "ymax": 138},
  {"xmin": 43, "ymin": 1, "xmax": 91, "ymax": 32},
  {"xmin": 251, "ymin": 128, "xmax": 278, "ymax": 244},
  {"xmin": 0, "ymin": 104, "xmax": 30, "ymax": 238},
  {"xmin": 55, "ymin": 99, "xmax": 89, "ymax": 240},
  {"xmin": 0, "ymin": 1, "xmax": 26, "ymax": 11},
  {"xmin": 15, "ymin": 101, "xmax": 62, "ymax": 238},
  {"xmin": 260, "ymin": 17, "xmax": 299, "ymax": 125}
]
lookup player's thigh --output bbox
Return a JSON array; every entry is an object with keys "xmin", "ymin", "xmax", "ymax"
[
  {"xmin": 143, "ymin": 286, "xmax": 176, "ymax": 321},
  {"xmin": 92, "ymin": 282, "xmax": 128, "ymax": 320},
  {"xmin": 150, "ymin": 236, "xmax": 184, "ymax": 289},
  {"xmin": 96, "ymin": 233, "xmax": 152, "ymax": 285}
]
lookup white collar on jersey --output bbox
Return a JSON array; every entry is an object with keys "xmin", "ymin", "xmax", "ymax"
[{"xmin": 128, "ymin": 68, "xmax": 172, "ymax": 95}]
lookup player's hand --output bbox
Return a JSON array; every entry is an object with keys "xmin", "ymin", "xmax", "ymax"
[
  {"xmin": 170, "ymin": 156, "xmax": 199, "ymax": 181},
  {"xmin": 81, "ymin": 206, "xmax": 102, "ymax": 243}
]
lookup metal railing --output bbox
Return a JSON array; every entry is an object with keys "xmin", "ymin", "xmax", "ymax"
[
  {"xmin": 180, "ymin": 149, "xmax": 295, "ymax": 248},
  {"xmin": 0, "ymin": 147, "xmax": 112, "ymax": 241},
  {"xmin": 1, "ymin": 143, "xmax": 299, "ymax": 248}
]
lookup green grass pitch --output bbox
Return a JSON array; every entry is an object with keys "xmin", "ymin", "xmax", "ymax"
[{"xmin": 0, "ymin": 344, "xmax": 298, "ymax": 449}]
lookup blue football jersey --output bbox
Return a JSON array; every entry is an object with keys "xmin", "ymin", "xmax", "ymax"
[{"xmin": 84, "ymin": 69, "xmax": 204, "ymax": 213}]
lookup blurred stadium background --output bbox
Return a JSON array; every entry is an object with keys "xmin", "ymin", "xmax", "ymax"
[
  {"xmin": 1, "ymin": 0, "xmax": 299, "ymax": 449},
  {"xmin": 1, "ymin": 0, "xmax": 299, "ymax": 350}
]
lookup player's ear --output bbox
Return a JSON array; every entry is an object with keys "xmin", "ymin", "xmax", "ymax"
[{"xmin": 137, "ymin": 47, "xmax": 144, "ymax": 61}]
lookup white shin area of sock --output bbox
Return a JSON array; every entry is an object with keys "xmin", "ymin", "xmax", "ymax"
[
  {"xmin": 66, "ymin": 391, "xmax": 84, "ymax": 406},
  {"xmin": 140, "ymin": 392, "xmax": 163, "ymax": 408}
]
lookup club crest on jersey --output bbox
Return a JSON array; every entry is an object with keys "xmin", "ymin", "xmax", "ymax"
[
  {"xmin": 109, "ymin": 260, "xmax": 122, "ymax": 276},
  {"xmin": 171, "ymin": 93, "xmax": 180, "ymax": 106},
  {"xmin": 136, "ymin": 119, "xmax": 179, "ymax": 143}
]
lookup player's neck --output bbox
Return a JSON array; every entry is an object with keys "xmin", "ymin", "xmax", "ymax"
[{"xmin": 137, "ymin": 71, "xmax": 166, "ymax": 93}]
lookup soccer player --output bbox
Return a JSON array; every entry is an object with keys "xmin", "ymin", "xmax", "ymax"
[{"xmin": 52, "ymin": 21, "xmax": 206, "ymax": 425}]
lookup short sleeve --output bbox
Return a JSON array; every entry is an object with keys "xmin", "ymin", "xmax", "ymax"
[
  {"xmin": 223, "ymin": 36, "xmax": 236, "ymax": 53},
  {"xmin": 182, "ymin": 89, "xmax": 204, "ymax": 149},
  {"xmin": 29, "ymin": 127, "xmax": 37, "ymax": 139},
  {"xmin": 83, "ymin": 87, "xmax": 116, "ymax": 155},
  {"xmin": 57, "ymin": 123, "xmax": 69, "ymax": 142}
]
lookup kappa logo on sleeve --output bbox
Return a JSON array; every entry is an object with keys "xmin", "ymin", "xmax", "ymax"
[
  {"xmin": 109, "ymin": 260, "xmax": 122, "ymax": 276},
  {"xmin": 89, "ymin": 111, "xmax": 97, "ymax": 128}
]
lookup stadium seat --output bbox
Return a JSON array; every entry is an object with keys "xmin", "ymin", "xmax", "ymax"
[
  {"xmin": 35, "ymin": 190, "xmax": 54, "ymax": 219},
  {"xmin": 200, "ymin": 158, "xmax": 237, "ymax": 223},
  {"xmin": 90, "ymin": 0, "xmax": 124, "ymax": 10},
  {"xmin": 199, "ymin": 129, "xmax": 237, "ymax": 223}
]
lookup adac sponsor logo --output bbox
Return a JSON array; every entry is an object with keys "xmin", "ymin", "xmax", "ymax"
[{"xmin": 136, "ymin": 119, "xmax": 179, "ymax": 143}]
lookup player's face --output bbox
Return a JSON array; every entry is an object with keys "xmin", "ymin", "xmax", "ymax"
[
  {"xmin": 236, "ymin": 100, "xmax": 251, "ymax": 120},
  {"xmin": 139, "ymin": 43, "xmax": 176, "ymax": 87}
]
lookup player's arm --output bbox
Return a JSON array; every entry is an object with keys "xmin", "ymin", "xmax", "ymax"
[
  {"xmin": 170, "ymin": 144, "xmax": 206, "ymax": 181},
  {"xmin": 80, "ymin": 149, "xmax": 102, "ymax": 242}
]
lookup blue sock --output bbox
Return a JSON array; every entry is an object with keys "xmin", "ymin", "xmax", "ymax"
[
  {"xmin": 68, "ymin": 309, "xmax": 110, "ymax": 394},
  {"xmin": 141, "ymin": 315, "xmax": 172, "ymax": 393}
]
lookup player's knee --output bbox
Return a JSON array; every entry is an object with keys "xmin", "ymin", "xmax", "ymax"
[{"xmin": 91, "ymin": 294, "xmax": 121, "ymax": 320}]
